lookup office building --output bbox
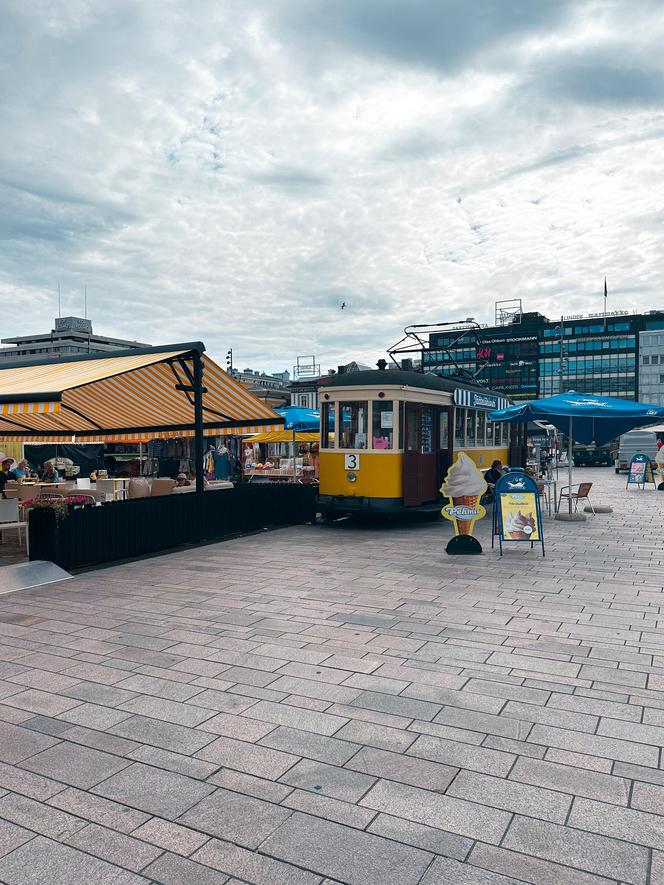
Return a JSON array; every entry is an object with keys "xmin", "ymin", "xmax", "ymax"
[
  {"xmin": 422, "ymin": 307, "xmax": 664, "ymax": 402},
  {"xmin": 0, "ymin": 316, "xmax": 148, "ymax": 363},
  {"xmin": 638, "ymin": 329, "xmax": 664, "ymax": 407}
]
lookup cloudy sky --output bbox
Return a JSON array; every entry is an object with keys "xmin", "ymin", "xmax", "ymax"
[{"xmin": 2, "ymin": 1, "xmax": 664, "ymax": 373}]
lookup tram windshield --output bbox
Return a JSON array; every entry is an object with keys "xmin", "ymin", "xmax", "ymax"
[
  {"xmin": 372, "ymin": 400, "xmax": 394, "ymax": 449},
  {"xmin": 339, "ymin": 401, "xmax": 368, "ymax": 449}
]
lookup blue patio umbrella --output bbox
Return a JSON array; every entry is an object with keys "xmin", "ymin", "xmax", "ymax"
[
  {"xmin": 275, "ymin": 406, "xmax": 329, "ymax": 480},
  {"xmin": 489, "ymin": 391, "xmax": 664, "ymax": 515},
  {"xmin": 276, "ymin": 406, "xmax": 321, "ymax": 432}
]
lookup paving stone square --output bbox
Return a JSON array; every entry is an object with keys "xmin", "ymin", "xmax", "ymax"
[{"xmin": 0, "ymin": 467, "xmax": 664, "ymax": 882}]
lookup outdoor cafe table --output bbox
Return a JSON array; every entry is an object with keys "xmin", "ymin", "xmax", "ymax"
[{"xmin": 539, "ymin": 478, "xmax": 558, "ymax": 517}]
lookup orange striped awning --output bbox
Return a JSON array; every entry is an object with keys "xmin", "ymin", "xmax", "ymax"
[{"xmin": 0, "ymin": 343, "xmax": 284, "ymax": 441}]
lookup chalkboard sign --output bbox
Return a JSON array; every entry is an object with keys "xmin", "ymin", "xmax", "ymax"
[
  {"xmin": 492, "ymin": 469, "xmax": 545, "ymax": 557},
  {"xmin": 627, "ymin": 454, "xmax": 655, "ymax": 489}
]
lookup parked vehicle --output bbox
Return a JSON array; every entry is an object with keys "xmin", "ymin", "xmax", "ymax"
[
  {"xmin": 573, "ymin": 443, "xmax": 614, "ymax": 467},
  {"xmin": 615, "ymin": 430, "xmax": 658, "ymax": 473}
]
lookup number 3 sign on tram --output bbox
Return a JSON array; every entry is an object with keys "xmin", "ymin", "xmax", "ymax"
[{"xmin": 344, "ymin": 454, "xmax": 360, "ymax": 471}]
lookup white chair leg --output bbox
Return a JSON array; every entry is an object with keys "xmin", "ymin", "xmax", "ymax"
[{"xmin": 586, "ymin": 497, "xmax": 596, "ymax": 515}]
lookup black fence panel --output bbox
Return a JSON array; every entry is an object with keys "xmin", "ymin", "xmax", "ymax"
[{"xmin": 28, "ymin": 485, "xmax": 316, "ymax": 571}]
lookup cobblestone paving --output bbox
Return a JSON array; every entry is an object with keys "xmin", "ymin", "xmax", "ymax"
[{"xmin": 0, "ymin": 467, "xmax": 662, "ymax": 883}]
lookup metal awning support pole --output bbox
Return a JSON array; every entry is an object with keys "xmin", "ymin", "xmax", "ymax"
[
  {"xmin": 292, "ymin": 428, "xmax": 296, "ymax": 483},
  {"xmin": 193, "ymin": 351, "xmax": 205, "ymax": 495},
  {"xmin": 568, "ymin": 415, "xmax": 573, "ymax": 514}
]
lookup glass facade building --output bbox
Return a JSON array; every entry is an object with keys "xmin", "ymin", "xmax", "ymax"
[{"xmin": 423, "ymin": 310, "xmax": 664, "ymax": 402}]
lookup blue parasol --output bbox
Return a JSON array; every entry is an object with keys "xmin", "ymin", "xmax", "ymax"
[
  {"xmin": 489, "ymin": 391, "xmax": 664, "ymax": 516},
  {"xmin": 276, "ymin": 406, "xmax": 321, "ymax": 432}
]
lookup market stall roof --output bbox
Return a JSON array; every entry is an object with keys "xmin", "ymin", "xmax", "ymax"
[
  {"xmin": 244, "ymin": 430, "xmax": 319, "ymax": 443},
  {"xmin": 0, "ymin": 342, "xmax": 283, "ymax": 442}
]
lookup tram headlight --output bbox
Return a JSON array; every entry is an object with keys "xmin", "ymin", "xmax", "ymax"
[{"xmin": 346, "ymin": 472, "xmax": 357, "ymax": 483}]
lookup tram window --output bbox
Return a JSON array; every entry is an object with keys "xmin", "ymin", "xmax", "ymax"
[
  {"xmin": 455, "ymin": 409, "xmax": 465, "ymax": 446},
  {"xmin": 372, "ymin": 401, "xmax": 393, "ymax": 449},
  {"xmin": 477, "ymin": 411, "xmax": 486, "ymax": 447},
  {"xmin": 321, "ymin": 403, "xmax": 335, "ymax": 448},
  {"xmin": 406, "ymin": 407, "xmax": 419, "ymax": 452},
  {"xmin": 440, "ymin": 411, "xmax": 449, "ymax": 449},
  {"xmin": 339, "ymin": 401, "xmax": 368, "ymax": 449},
  {"xmin": 486, "ymin": 419, "xmax": 494, "ymax": 445},
  {"xmin": 466, "ymin": 408, "xmax": 476, "ymax": 446},
  {"xmin": 421, "ymin": 407, "xmax": 433, "ymax": 453}
]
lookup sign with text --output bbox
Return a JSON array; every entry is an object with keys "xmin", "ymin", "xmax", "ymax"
[
  {"xmin": 440, "ymin": 452, "xmax": 487, "ymax": 555},
  {"xmin": 492, "ymin": 470, "xmax": 545, "ymax": 557},
  {"xmin": 627, "ymin": 454, "xmax": 655, "ymax": 489},
  {"xmin": 344, "ymin": 453, "xmax": 360, "ymax": 471}
]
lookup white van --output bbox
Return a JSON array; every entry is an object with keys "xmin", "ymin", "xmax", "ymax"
[{"xmin": 616, "ymin": 430, "xmax": 658, "ymax": 473}]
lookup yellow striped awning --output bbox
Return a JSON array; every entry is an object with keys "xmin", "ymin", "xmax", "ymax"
[
  {"xmin": 0, "ymin": 343, "xmax": 284, "ymax": 441},
  {"xmin": 244, "ymin": 430, "xmax": 319, "ymax": 443}
]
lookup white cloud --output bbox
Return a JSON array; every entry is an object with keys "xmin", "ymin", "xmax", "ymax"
[{"xmin": 1, "ymin": 0, "xmax": 663, "ymax": 372}]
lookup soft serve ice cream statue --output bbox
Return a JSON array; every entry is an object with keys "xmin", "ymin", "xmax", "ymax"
[{"xmin": 440, "ymin": 452, "xmax": 488, "ymax": 536}]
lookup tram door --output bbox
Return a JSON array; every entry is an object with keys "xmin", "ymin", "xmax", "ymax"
[{"xmin": 403, "ymin": 404, "xmax": 438, "ymax": 506}]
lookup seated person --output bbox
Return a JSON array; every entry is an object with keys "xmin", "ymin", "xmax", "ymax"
[
  {"xmin": 39, "ymin": 461, "xmax": 60, "ymax": 483},
  {"xmin": 11, "ymin": 459, "xmax": 30, "ymax": 479},
  {"xmin": 175, "ymin": 472, "xmax": 191, "ymax": 487},
  {"xmin": 0, "ymin": 458, "xmax": 14, "ymax": 498},
  {"xmin": 484, "ymin": 459, "xmax": 503, "ymax": 490}
]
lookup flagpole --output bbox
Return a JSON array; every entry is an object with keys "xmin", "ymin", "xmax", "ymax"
[{"xmin": 603, "ymin": 277, "xmax": 608, "ymax": 330}]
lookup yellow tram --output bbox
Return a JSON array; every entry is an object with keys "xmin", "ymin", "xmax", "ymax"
[{"xmin": 318, "ymin": 365, "xmax": 511, "ymax": 518}]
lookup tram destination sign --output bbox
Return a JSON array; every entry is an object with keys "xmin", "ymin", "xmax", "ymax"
[{"xmin": 454, "ymin": 389, "xmax": 507, "ymax": 411}]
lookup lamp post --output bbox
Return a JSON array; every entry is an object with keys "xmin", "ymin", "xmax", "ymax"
[{"xmin": 226, "ymin": 349, "xmax": 234, "ymax": 377}]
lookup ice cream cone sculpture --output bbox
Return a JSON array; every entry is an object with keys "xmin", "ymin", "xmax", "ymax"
[{"xmin": 440, "ymin": 453, "xmax": 487, "ymax": 536}]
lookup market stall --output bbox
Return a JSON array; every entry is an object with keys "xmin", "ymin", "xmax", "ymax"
[{"xmin": 243, "ymin": 429, "xmax": 319, "ymax": 482}]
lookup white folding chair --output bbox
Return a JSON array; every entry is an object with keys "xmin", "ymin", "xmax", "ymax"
[{"xmin": 0, "ymin": 498, "xmax": 27, "ymax": 547}]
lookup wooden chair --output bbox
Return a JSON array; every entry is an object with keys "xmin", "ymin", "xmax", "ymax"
[{"xmin": 558, "ymin": 482, "xmax": 594, "ymax": 514}]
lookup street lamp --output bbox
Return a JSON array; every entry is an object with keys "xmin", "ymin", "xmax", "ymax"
[{"xmin": 226, "ymin": 349, "xmax": 234, "ymax": 377}]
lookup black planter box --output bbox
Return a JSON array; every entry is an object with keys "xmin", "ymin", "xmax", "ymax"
[{"xmin": 28, "ymin": 484, "xmax": 316, "ymax": 571}]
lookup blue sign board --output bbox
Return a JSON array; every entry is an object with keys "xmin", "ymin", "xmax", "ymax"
[
  {"xmin": 627, "ymin": 453, "xmax": 655, "ymax": 489},
  {"xmin": 492, "ymin": 469, "xmax": 545, "ymax": 557}
]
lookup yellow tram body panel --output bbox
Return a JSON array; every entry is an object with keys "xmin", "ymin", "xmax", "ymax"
[{"xmin": 319, "ymin": 452, "xmax": 402, "ymax": 499}]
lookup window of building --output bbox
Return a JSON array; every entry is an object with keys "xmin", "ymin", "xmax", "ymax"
[
  {"xmin": 643, "ymin": 356, "xmax": 650, "ymax": 365},
  {"xmin": 372, "ymin": 400, "xmax": 394, "ymax": 449},
  {"xmin": 660, "ymin": 375, "xmax": 664, "ymax": 385},
  {"xmin": 339, "ymin": 401, "xmax": 367, "ymax": 449},
  {"xmin": 653, "ymin": 355, "xmax": 659, "ymax": 365}
]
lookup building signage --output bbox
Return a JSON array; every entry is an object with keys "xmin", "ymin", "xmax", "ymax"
[
  {"xmin": 562, "ymin": 310, "xmax": 629, "ymax": 320},
  {"xmin": 492, "ymin": 470, "xmax": 545, "ymax": 557}
]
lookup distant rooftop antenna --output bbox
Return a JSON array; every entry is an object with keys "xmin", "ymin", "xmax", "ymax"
[{"xmin": 495, "ymin": 298, "xmax": 522, "ymax": 326}]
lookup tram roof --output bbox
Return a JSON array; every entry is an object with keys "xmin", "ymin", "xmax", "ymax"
[{"xmin": 320, "ymin": 368, "xmax": 505, "ymax": 398}]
